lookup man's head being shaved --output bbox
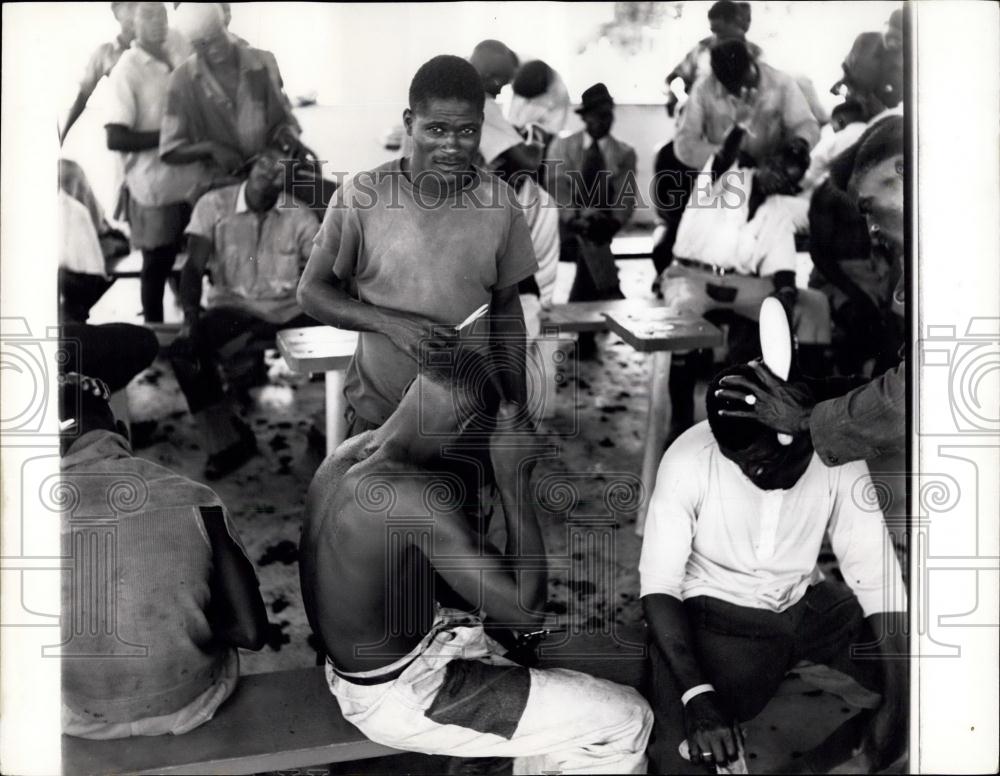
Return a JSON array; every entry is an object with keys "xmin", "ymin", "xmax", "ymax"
[
  {"xmin": 706, "ymin": 364, "xmax": 814, "ymax": 490},
  {"xmin": 469, "ymin": 39, "xmax": 518, "ymax": 97},
  {"xmin": 173, "ymin": 2, "xmax": 224, "ymax": 43}
]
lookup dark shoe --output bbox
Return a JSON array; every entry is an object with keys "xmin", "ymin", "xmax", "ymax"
[{"xmin": 204, "ymin": 421, "xmax": 258, "ymax": 480}]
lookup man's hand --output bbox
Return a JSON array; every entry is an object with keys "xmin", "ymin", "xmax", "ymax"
[
  {"xmin": 210, "ymin": 143, "xmax": 245, "ymax": 175},
  {"xmin": 379, "ymin": 310, "xmax": 454, "ymax": 362},
  {"xmin": 715, "ymin": 360, "xmax": 815, "ymax": 435},
  {"xmin": 684, "ymin": 693, "xmax": 742, "ymax": 766},
  {"xmin": 754, "ymin": 160, "xmax": 792, "ymax": 196}
]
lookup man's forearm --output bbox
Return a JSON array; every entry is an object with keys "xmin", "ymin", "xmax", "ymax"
[
  {"xmin": 179, "ymin": 264, "xmax": 204, "ymax": 323},
  {"xmin": 106, "ymin": 124, "xmax": 159, "ymax": 152},
  {"xmin": 162, "ymin": 141, "xmax": 216, "ymax": 165},
  {"xmin": 297, "ymin": 274, "xmax": 397, "ymax": 336},
  {"xmin": 809, "ymin": 360, "xmax": 906, "ymax": 465},
  {"xmin": 643, "ymin": 593, "xmax": 711, "ymax": 693},
  {"xmin": 490, "ymin": 293, "xmax": 527, "ymax": 405},
  {"xmin": 498, "ymin": 469, "xmax": 546, "ymax": 611}
]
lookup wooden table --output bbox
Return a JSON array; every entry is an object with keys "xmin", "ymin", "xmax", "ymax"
[
  {"xmin": 275, "ymin": 326, "xmax": 359, "ymax": 455},
  {"xmin": 541, "ymin": 297, "xmax": 663, "ymax": 333},
  {"xmin": 604, "ymin": 308, "xmax": 722, "ymax": 534}
]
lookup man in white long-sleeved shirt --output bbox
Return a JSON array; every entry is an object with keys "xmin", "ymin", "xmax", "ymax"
[{"xmin": 639, "ymin": 363, "xmax": 907, "ymax": 774}]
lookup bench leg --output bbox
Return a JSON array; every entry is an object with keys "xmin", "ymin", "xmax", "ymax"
[
  {"xmin": 636, "ymin": 351, "xmax": 671, "ymax": 537},
  {"xmin": 325, "ymin": 370, "xmax": 348, "ymax": 457}
]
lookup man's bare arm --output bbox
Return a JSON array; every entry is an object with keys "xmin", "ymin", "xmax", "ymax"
[
  {"xmin": 297, "ymin": 247, "xmax": 454, "ymax": 361},
  {"xmin": 644, "ymin": 593, "xmax": 742, "ymax": 765},
  {"xmin": 490, "ymin": 285, "xmax": 527, "ymax": 406},
  {"xmin": 179, "ymin": 235, "xmax": 211, "ymax": 325},
  {"xmin": 105, "ymin": 124, "xmax": 159, "ymax": 152},
  {"xmin": 201, "ymin": 506, "xmax": 268, "ymax": 650}
]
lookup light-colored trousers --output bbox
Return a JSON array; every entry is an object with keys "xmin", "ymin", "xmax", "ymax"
[{"xmin": 326, "ymin": 608, "xmax": 652, "ymax": 775}]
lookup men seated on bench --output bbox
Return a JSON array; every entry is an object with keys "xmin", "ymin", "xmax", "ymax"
[
  {"xmin": 298, "ymin": 54, "xmax": 537, "ymax": 437},
  {"xmin": 639, "ymin": 363, "xmax": 907, "ymax": 773},
  {"xmin": 171, "ymin": 148, "xmax": 319, "ymax": 479},
  {"xmin": 300, "ymin": 346, "xmax": 652, "ymax": 774},
  {"xmin": 543, "ymin": 82, "xmax": 637, "ymax": 361},
  {"xmin": 59, "ymin": 372, "xmax": 268, "ymax": 739}
]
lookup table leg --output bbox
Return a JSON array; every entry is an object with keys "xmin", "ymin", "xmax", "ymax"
[
  {"xmin": 636, "ymin": 351, "xmax": 671, "ymax": 536},
  {"xmin": 325, "ymin": 370, "xmax": 348, "ymax": 457}
]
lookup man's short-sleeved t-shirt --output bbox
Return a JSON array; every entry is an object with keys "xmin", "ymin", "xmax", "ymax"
[{"xmin": 313, "ymin": 159, "xmax": 538, "ymax": 424}]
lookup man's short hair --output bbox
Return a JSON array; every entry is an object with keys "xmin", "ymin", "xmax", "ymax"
[
  {"xmin": 708, "ymin": 0, "xmax": 742, "ymax": 23},
  {"xmin": 408, "ymin": 55, "xmax": 486, "ymax": 115},
  {"xmin": 850, "ymin": 114, "xmax": 904, "ymax": 191},
  {"xmin": 421, "ymin": 344, "xmax": 502, "ymax": 429},
  {"xmin": 710, "ymin": 39, "xmax": 753, "ymax": 94},
  {"xmin": 705, "ymin": 364, "xmax": 771, "ymax": 453},
  {"xmin": 512, "ymin": 60, "xmax": 553, "ymax": 99},
  {"xmin": 471, "ymin": 39, "xmax": 517, "ymax": 65}
]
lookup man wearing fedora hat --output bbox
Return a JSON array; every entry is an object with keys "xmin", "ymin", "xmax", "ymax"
[{"xmin": 543, "ymin": 82, "xmax": 637, "ymax": 360}]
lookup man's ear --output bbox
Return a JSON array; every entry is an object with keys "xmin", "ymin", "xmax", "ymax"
[{"xmin": 403, "ymin": 108, "xmax": 415, "ymax": 136}]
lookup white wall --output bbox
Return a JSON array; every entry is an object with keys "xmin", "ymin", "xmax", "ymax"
[{"xmin": 54, "ymin": 1, "xmax": 901, "ymax": 223}]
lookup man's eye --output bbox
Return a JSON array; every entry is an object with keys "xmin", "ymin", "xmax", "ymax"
[
  {"xmin": 460, "ymin": 128, "xmax": 477, "ymax": 136},
  {"xmin": 427, "ymin": 127, "xmax": 444, "ymax": 135}
]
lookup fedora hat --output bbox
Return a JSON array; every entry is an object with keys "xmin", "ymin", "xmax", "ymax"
[{"xmin": 576, "ymin": 82, "xmax": 614, "ymax": 114}]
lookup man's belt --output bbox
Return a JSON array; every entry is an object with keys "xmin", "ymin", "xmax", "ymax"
[{"xmin": 675, "ymin": 257, "xmax": 739, "ymax": 276}]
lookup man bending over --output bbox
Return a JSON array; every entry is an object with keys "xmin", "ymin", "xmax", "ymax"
[
  {"xmin": 300, "ymin": 346, "xmax": 652, "ymax": 774},
  {"xmin": 640, "ymin": 363, "xmax": 907, "ymax": 773}
]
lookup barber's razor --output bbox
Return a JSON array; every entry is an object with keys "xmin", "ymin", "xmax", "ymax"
[
  {"xmin": 454, "ymin": 303, "xmax": 490, "ymax": 332},
  {"xmin": 759, "ymin": 297, "xmax": 794, "ymax": 446}
]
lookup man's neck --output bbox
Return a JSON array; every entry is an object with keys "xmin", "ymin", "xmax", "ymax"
[
  {"xmin": 138, "ymin": 40, "xmax": 167, "ymax": 62},
  {"xmin": 245, "ymin": 189, "xmax": 277, "ymax": 213}
]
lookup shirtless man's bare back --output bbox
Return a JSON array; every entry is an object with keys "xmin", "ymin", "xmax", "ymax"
[{"xmin": 300, "ymin": 351, "xmax": 652, "ymax": 774}]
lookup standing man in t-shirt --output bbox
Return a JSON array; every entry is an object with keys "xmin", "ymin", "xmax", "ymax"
[{"xmin": 298, "ymin": 54, "xmax": 538, "ymax": 436}]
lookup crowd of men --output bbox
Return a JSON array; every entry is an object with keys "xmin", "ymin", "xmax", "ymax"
[{"xmin": 58, "ymin": 2, "xmax": 908, "ymax": 774}]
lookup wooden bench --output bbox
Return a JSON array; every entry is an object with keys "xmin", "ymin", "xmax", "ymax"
[
  {"xmin": 62, "ymin": 667, "xmax": 400, "ymax": 776},
  {"xmin": 63, "ymin": 631, "xmax": 646, "ymax": 776}
]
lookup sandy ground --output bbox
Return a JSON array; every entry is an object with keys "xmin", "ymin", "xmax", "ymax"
[{"xmin": 96, "ymin": 253, "xmax": 901, "ymax": 774}]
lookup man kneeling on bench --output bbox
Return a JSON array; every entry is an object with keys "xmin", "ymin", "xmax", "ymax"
[
  {"xmin": 300, "ymin": 345, "xmax": 652, "ymax": 774},
  {"xmin": 639, "ymin": 363, "xmax": 907, "ymax": 773}
]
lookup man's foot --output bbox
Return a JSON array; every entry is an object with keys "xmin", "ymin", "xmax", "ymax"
[{"xmin": 204, "ymin": 420, "xmax": 258, "ymax": 480}]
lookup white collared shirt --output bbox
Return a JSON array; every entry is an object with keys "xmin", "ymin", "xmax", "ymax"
[
  {"xmin": 639, "ymin": 421, "xmax": 906, "ymax": 616},
  {"xmin": 185, "ymin": 182, "xmax": 319, "ymax": 323},
  {"xmin": 105, "ymin": 43, "xmax": 205, "ymax": 206},
  {"xmin": 580, "ymin": 131, "xmax": 614, "ymax": 157}
]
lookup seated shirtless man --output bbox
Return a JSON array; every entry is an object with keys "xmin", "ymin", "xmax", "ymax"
[{"xmin": 300, "ymin": 346, "xmax": 652, "ymax": 774}]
